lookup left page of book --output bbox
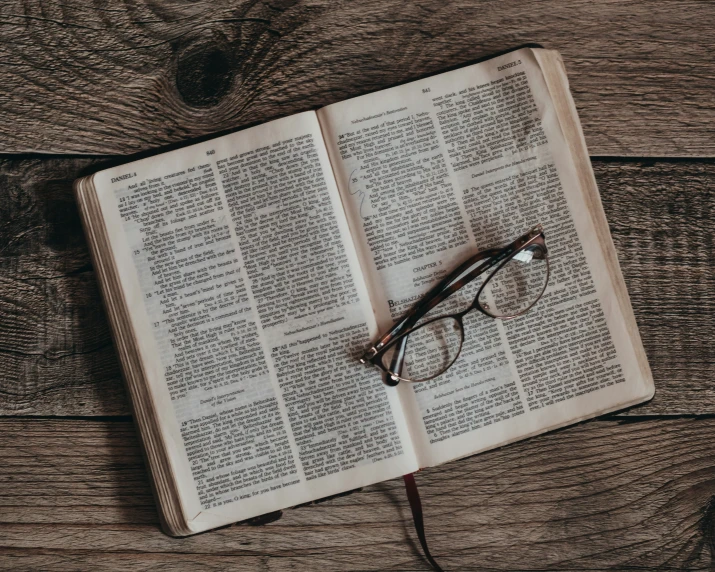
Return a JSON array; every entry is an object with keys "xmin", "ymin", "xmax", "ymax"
[{"xmin": 91, "ymin": 111, "xmax": 418, "ymax": 534}]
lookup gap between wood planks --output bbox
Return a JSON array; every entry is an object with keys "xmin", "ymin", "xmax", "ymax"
[{"xmin": 1, "ymin": 0, "xmax": 714, "ymax": 156}]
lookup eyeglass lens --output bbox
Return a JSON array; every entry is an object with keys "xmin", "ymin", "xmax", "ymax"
[
  {"xmin": 478, "ymin": 244, "xmax": 548, "ymax": 318},
  {"xmin": 380, "ymin": 317, "xmax": 463, "ymax": 382}
]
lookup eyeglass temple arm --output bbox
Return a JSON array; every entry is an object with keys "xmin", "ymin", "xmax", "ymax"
[
  {"xmin": 405, "ymin": 248, "xmax": 502, "ymax": 328},
  {"xmin": 368, "ymin": 247, "xmax": 503, "ymax": 361}
]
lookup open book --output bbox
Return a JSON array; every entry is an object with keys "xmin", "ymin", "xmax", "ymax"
[{"xmin": 75, "ymin": 47, "xmax": 654, "ymax": 536}]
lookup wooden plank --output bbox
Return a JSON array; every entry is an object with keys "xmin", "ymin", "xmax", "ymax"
[
  {"xmin": 0, "ymin": 157, "xmax": 714, "ymax": 415},
  {"xmin": 0, "ymin": 0, "xmax": 713, "ymax": 156},
  {"xmin": 596, "ymin": 159, "xmax": 715, "ymax": 415},
  {"xmin": 1, "ymin": 417, "xmax": 714, "ymax": 570},
  {"xmin": 0, "ymin": 158, "xmax": 129, "ymax": 415}
]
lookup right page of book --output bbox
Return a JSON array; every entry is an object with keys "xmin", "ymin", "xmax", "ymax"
[{"xmin": 318, "ymin": 47, "xmax": 654, "ymax": 467}]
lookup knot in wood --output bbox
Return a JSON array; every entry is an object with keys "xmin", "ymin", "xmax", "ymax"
[{"xmin": 175, "ymin": 35, "xmax": 234, "ymax": 109}]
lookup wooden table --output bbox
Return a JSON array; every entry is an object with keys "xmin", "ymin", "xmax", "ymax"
[{"xmin": 1, "ymin": 1, "xmax": 714, "ymax": 570}]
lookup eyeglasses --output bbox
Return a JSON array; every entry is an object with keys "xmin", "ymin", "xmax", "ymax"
[{"xmin": 360, "ymin": 225, "xmax": 549, "ymax": 385}]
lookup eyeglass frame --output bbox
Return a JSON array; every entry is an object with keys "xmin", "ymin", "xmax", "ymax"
[{"xmin": 359, "ymin": 225, "xmax": 549, "ymax": 385}]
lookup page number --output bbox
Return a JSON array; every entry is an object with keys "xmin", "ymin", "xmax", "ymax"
[
  {"xmin": 422, "ymin": 88, "xmax": 431, "ymax": 94},
  {"xmin": 206, "ymin": 149, "xmax": 215, "ymax": 156}
]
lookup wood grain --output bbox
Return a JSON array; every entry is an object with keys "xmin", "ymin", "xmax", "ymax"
[
  {"xmin": 596, "ymin": 159, "xmax": 715, "ymax": 416},
  {"xmin": 2, "ymin": 2, "xmax": 713, "ymax": 569},
  {"xmin": 0, "ymin": 0, "xmax": 714, "ymax": 156},
  {"xmin": 0, "ymin": 158, "xmax": 714, "ymax": 415},
  {"xmin": 1, "ymin": 417, "xmax": 714, "ymax": 570},
  {"xmin": 0, "ymin": 158, "xmax": 129, "ymax": 415}
]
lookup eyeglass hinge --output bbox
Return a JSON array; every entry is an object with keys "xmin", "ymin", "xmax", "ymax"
[{"xmin": 362, "ymin": 347, "xmax": 379, "ymax": 361}]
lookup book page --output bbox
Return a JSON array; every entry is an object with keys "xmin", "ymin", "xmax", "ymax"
[
  {"xmin": 318, "ymin": 48, "xmax": 654, "ymax": 467},
  {"xmin": 92, "ymin": 111, "xmax": 418, "ymax": 533}
]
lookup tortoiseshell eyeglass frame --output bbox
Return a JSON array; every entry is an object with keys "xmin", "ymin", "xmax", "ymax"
[{"xmin": 359, "ymin": 225, "xmax": 549, "ymax": 386}]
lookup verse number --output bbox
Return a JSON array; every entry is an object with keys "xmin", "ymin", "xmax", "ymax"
[
  {"xmin": 206, "ymin": 149, "xmax": 216, "ymax": 156},
  {"xmin": 422, "ymin": 87, "xmax": 431, "ymax": 94}
]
